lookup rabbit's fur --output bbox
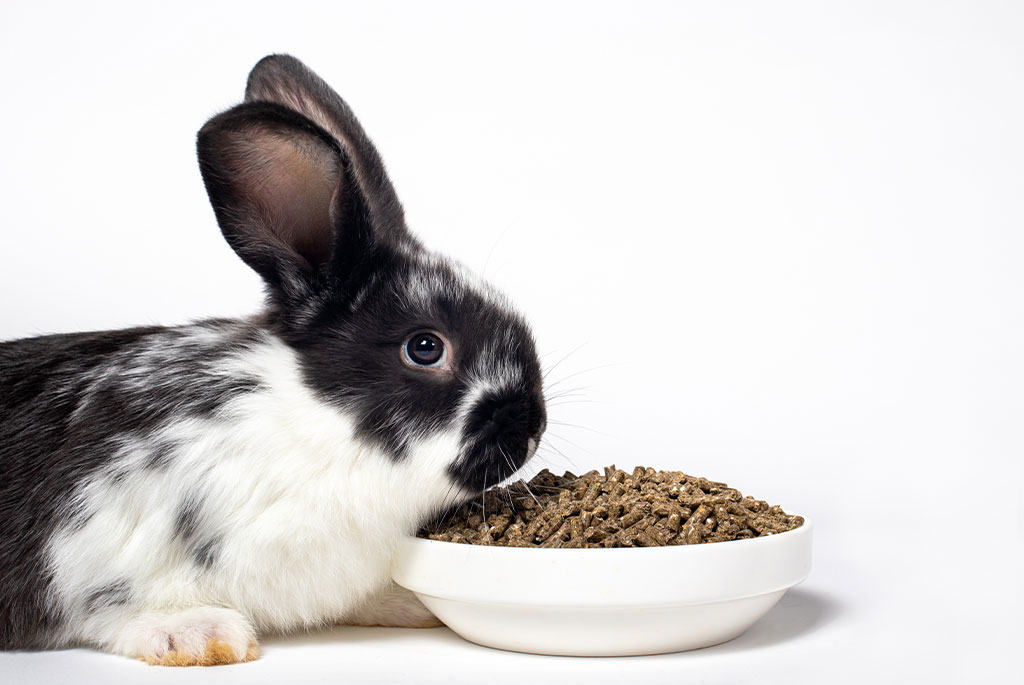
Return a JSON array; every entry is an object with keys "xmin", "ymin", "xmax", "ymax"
[{"xmin": 0, "ymin": 55, "xmax": 546, "ymax": 665}]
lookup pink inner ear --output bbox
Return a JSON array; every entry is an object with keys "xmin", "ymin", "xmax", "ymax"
[{"xmin": 230, "ymin": 132, "xmax": 341, "ymax": 272}]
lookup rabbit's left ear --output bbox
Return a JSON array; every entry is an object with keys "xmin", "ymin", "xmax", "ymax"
[
  {"xmin": 244, "ymin": 54, "xmax": 410, "ymax": 245},
  {"xmin": 197, "ymin": 101, "xmax": 377, "ymax": 303}
]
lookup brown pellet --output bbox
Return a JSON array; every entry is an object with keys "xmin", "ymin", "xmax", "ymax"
[{"xmin": 419, "ymin": 465, "xmax": 804, "ymax": 548}]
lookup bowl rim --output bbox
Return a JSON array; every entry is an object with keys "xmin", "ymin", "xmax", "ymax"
[
  {"xmin": 408, "ymin": 513, "xmax": 811, "ymax": 554},
  {"xmin": 393, "ymin": 515, "xmax": 812, "ymax": 607}
]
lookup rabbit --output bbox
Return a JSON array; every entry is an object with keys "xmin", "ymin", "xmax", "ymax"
[{"xmin": 0, "ymin": 54, "xmax": 546, "ymax": 666}]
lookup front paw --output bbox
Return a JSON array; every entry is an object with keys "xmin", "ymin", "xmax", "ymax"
[{"xmin": 120, "ymin": 606, "xmax": 259, "ymax": 666}]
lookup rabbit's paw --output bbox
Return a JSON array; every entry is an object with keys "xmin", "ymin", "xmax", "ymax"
[{"xmin": 121, "ymin": 606, "xmax": 259, "ymax": 666}]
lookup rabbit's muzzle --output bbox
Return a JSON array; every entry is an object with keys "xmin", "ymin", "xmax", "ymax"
[{"xmin": 452, "ymin": 389, "xmax": 546, "ymax": 492}]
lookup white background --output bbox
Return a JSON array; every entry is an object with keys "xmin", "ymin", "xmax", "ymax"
[{"xmin": 1, "ymin": 1, "xmax": 1021, "ymax": 683}]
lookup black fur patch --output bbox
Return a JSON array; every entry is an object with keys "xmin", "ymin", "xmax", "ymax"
[
  {"xmin": 173, "ymin": 498, "xmax": 202, "ymax": 544},
  {"xmin": 144, "ymin": 438, "xmax": 183, "ymax": 470},
  {"xmin": 84, "ymin": 581, "xmax": 132, "ymax": 614},
  {"xmin": 173, "ymin": 496, "xmax": 220, "ymax": 569},
  {"xmin": 193, "ymin": 539, "xmax": 220, "ymax": 570}
]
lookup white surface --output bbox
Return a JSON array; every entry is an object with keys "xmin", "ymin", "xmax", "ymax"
[
  {"xmin": 392, "ymin": 525, "xmax": 812, "ymax": 655},
  {"xmin": 0, "ymin": 586, "xmax": 841, "ymax": 685},
  {"xmin": 0, "ymin": 0, "xmax": 1021, "ymax": 682}
]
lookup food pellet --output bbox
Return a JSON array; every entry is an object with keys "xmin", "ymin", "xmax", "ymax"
[{"xmin": 419, "ymin": 465, "xmax": 804, "ymax": 548}]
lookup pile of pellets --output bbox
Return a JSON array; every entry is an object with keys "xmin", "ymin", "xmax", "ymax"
[{"xmin": 420, "ymin": 465, "xmax": 804, "ymax": 548}]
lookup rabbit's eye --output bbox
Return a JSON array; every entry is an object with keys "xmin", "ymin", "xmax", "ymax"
[{"xmin": 403, "ymin": 332, "xmax": 447, "ymax": 368}]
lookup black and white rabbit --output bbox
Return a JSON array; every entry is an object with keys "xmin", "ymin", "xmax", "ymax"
[{"xmin": 0, "ymin": 54, "xmax": 546, "ymax": 665}]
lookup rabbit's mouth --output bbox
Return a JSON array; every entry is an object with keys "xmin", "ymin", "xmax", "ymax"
[{"xmin": 449, "ymin": 388, "xmax": 546, "ymax": 493}]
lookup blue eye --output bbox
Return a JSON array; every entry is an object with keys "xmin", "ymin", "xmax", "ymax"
[{"xmin": 404, "ymin": 333, "xmax": 446, "ymax": 367}]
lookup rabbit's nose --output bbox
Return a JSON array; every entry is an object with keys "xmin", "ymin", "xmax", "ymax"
[
  {"xmin": 482, "ymin": 396, "xmax": 527, "ymax": 433},
  {"xmin": 467, "ymin": 390, "xmax": 543, "ymax": 442}
]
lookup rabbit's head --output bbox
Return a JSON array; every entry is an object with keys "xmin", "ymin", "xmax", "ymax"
[{"xmin": 197, "ymin": 55, "xmax": 545, "ymax": 497}]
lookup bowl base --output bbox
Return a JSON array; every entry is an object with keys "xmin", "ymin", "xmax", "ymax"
[{"xmin": 417, "ymin": 590, "xmax": 787, "ymax": 657}]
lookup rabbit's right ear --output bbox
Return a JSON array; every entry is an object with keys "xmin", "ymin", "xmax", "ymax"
[
  {"xmin": 243, "ymin": 54, "xmax": 408, "ymax": 243},
  {"xmin": 197, "ymin": 102, "xmax": 374, "ymax": 300}
]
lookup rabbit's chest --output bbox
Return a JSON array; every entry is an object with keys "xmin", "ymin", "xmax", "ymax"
[{"xmin": 151, "ymin": 411, "xmax": 415, "ymax": 627}]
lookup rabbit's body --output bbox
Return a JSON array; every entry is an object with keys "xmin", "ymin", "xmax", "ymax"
[
  {"xmin": 0, "ymin": 55, "xmax": 545, "ymax": 664},
  {"xmin": 1, "ymin": 319, "xmax": 462, "ymax": 654}
]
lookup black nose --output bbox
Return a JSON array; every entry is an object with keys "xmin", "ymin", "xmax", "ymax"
[{"xmin": 465, "ymin": 390, "xmax": 545, "ymax": 442}]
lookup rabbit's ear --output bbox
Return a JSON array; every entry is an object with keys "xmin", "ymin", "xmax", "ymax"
[
  {"xmin": 244, "ymin": 54, "xmax": 408, "ymax": 243},
  {"xmin": 197, "ymin": 102, "xmax": 373, "ymax": 298}
]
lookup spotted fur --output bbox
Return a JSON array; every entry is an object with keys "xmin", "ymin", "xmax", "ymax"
[{"xmin": 0, "ymin": 55, "xmax": 545, "ymax": 663}]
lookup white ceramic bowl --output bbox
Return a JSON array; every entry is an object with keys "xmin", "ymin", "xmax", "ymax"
[{"xmin": 392, "ymin": 517, "xmax": 811, "ymax": 656}]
